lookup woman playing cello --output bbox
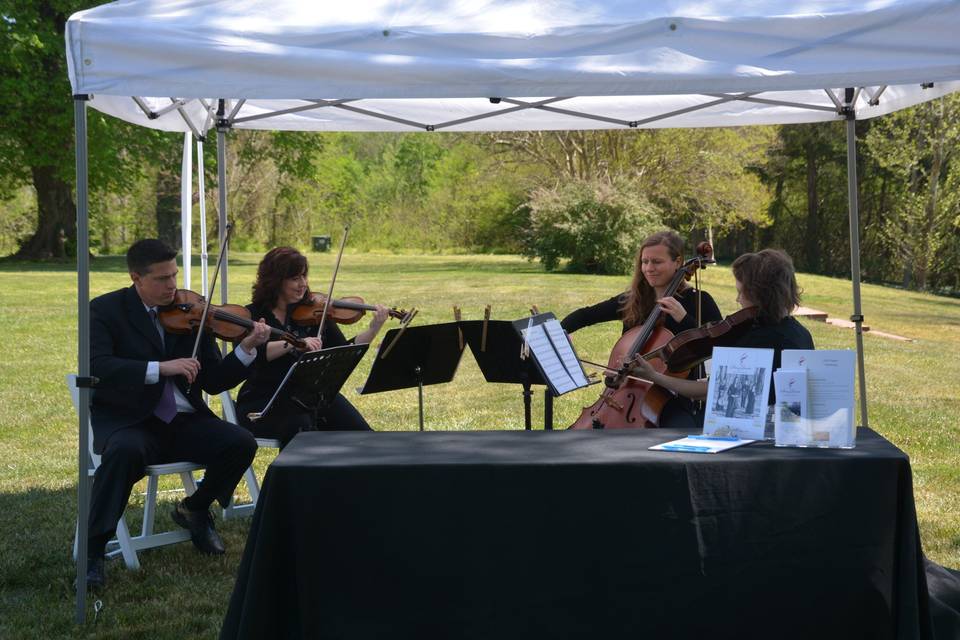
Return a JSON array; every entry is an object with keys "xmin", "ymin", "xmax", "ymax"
[
  {"xmin": 562, "ymin": 230, "xmax": 723, "ymax": 427},
  {"xmin": 632, "ymin": 248, "xmax": 814, "ymax": 405},
  {"xmin": 234, "ymin": 247, "xmax": 390, "ymax": 447}
]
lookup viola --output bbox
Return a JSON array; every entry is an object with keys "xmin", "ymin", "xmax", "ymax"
[
  {"xmin": 290, "ymin": 293, "xmax": 410, "ymax": 326},
  {"xmin": 158, "ymin": 289, "xmax": 307, "ymax": 349},
  {"xmin": 641, "ymin": 306, "xmax": 760, "ymax": 374},
  {"xmin": 569, "ymin": 241, "xmax": 714, "ymax": 430}
]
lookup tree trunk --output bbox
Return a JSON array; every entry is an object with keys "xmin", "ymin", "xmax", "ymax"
[
  {"xmin": 14, "ymin": 166, "xmax": 76, "ymax": 259},
  {"xmin": 155, "ymin": 170, "xmax": 182, "ymax": 250},
  {"xmin": 804, "ymin": 143, "xmax": 820, "ymax": 274}
]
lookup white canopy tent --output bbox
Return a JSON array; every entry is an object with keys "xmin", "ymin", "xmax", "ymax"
[{"xmin": 65, "ymin": 0, "xmax": 960, "ymax": 621}]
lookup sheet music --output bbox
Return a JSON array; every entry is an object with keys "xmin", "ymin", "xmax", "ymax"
[{"xmin": 522, "ymin": 319, "xmax": 588, "ymax": 395}]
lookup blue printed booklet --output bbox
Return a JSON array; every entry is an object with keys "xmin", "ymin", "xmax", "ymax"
[{"xmin": 649, "ymin": 435, "xmax": 756, "ymax": 454}]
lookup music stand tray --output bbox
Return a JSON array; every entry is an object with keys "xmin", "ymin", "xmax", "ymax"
[
  {"xmin": 459, "ymin": 320, "xmax": 546, "ymax": 386},
  {"xmin": 459, "ymin": 319, "xmax": 552, "ymax": 430},
  {"xmin": 359, "ymin": 322, "xmax": 465, "ymax": 430},
  {"xmin": 249, "ymin": 344, "xmax": 369, "ymax": 423}
]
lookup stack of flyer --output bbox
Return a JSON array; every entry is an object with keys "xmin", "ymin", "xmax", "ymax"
[{"xmin": 774, "ymin": 350, "xmax": 856, "ymax": 448}]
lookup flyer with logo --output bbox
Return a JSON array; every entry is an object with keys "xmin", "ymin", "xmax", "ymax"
[
  {"xmin": 703, "ymin": 347, "xmax": 774, "ymax": 440},
  {"xmin": 781, "ymin": 350, "xmax": 856, "ymax": 448},
  {"xmin": 773, "ymin": 368, "xmax": 809, "ymax": 446}
]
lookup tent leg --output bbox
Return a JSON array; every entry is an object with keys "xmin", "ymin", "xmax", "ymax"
[
  {"xmin": 197, "ymin": 139, "xmax": 209, "ymax": 296},
  {"xmin": 180, "ymin": 132, "xmax": 193, "ymax": 290},
  {"xmin": 74, "ymin": 95, "xmax": 91, "ymax": 624},
  {"xmin": 844, "ymin": 92, "xmax": 869, "ymax": 429}
]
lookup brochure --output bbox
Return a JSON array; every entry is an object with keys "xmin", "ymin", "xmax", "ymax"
[
  {"xmin": 649, "ymin": 435, "xmax": 756, "ymax": 454},
  {"xmin": 773, "ymin": 368, "xmax": 809, "ymax": 446},
  {"xmin": 781, "ymin": 350, "xmax": 856, "ymax": 448},
  {"xmin": 702, "ymin": 347, "xmax": 774, "ymax": 440}
]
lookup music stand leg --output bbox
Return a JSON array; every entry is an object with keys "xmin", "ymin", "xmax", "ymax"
[
  {"xmin": 415, "ymin": 366, "xmax": 424, "ymax": 432},
  {"xmin": 544, "ymin": 390, "xmax": 553, "ymax": 431},
  {"xmin": 522, "ymin": 382, "xmax": 532, "ymax": 430}
]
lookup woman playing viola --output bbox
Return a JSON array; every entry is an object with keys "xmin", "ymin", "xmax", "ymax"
[
  {"xmin": 632, "ymin": 248, "xmax": 814, "ymax": 405},
  {"xmin": 234, "ymin": 247, "xmax": 389, "ymax": 447},
  {"xmin": 562, "ymin": 230, "xmax": 723, "ymax": 427}
]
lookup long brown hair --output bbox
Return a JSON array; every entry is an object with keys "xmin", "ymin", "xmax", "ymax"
[
  {"xmin": 620, "ymin": 231, "xmax": 686, "ymax": 328},
  {"xmin": 731, "ymin": 249, "xmax": 801, "ymax": 323},
  {"xmin": 251, "ymin": 247, "xmax": 309, "ymax": 310}
]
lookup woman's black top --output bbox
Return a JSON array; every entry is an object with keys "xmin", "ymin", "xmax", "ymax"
[
  {"xmin": 235, "ymin": 301, "xmax": 351, "ymax": 422},
  {"xmin": 561, "ymin": 287, "xmax": 723, "ymax": 336},
  {"xmin": 561, "ymin": 287, "xmax": 723, "ymax": 427},
  {"xmin": 733, "ymin": 315, "xmax": 815, "ymax": 405}
]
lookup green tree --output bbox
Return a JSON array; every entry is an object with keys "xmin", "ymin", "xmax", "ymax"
[
  {"xmin": 0, "ymin": 0, "xmax": 168, "ymax": 258},
  {"xmin": 523, "ymin": 179, "xmax": 663, "ymax": 273}
]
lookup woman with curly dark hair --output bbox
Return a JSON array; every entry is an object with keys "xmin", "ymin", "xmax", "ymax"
[{"xmin": 234, "ymin": 247, "xmax": 389, "ymax": 447}]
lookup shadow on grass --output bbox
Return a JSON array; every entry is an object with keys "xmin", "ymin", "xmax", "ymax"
[{"xmin": 0, "ymin": 485, "xmax": 251, "ymax": 640}]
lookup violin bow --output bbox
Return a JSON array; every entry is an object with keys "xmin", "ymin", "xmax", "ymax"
[
  {"xmin": 316, "ymin": 225, "xmax": 350, "ymax": 346},
  {"xmin": 185, "ymin": 222, "xmax": 232, "ymax": 392}
]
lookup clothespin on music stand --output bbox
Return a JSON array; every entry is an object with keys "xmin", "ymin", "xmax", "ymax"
[
  {"xmin": 481, "ymin": 305, "xmax": 491, "ymax": 352},
  {"xmin": 453, "ymin": 306, "xmax": 463, "ymax": 351},
  {"xmin": 521, "ymin": 305, "xmax": 540, "ymax": 360},
  {"xmin": 380, "ymin": 307, "xmax": 418, "ymax": 359}
]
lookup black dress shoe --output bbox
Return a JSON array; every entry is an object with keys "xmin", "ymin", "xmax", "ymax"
[
  {"xmin": 171, "ymin": 500, "xmax": 225, "ymax": 555},
  {"xmin": 84, "ymin": 556, "xmax": 105, "ymax": 591}
]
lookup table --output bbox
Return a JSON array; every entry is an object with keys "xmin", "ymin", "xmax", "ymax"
[{"xmin": 221, "ymin": 428, "xmax": 931, "ymax": 639}]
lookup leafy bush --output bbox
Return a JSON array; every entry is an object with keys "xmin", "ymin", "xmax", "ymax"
[{"xmin": 522, "ymin": 180, "xmax": 664, "ymax": 273}]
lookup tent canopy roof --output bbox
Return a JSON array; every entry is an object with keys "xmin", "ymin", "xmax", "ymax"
[{"xmin": 66, "ymin": 0, "xmax": 960, "ymax": 132}]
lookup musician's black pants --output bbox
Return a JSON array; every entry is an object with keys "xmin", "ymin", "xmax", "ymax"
[{"xmin": 86, "ymin": 412, "xmax": 257, "ymax": 558}]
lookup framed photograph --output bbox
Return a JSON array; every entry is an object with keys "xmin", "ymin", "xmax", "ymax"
[{"xmin": 703, "ymin": 347, "xmax": 774, "ymax": 440}]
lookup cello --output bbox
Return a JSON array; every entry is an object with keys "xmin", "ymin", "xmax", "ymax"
[{"xmin": 569, "ymin": 241, "xmax": 715, "ymax": 429}]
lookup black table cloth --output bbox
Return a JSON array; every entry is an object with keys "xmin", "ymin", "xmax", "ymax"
[{"xmin": 221, "ymin": 428, "xmax": 931, "ymax": 640}]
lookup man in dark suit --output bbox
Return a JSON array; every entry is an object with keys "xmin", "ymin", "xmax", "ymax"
[{"xmin": 85, "ymin": 239, "xmax": 270, "ymax": 589}]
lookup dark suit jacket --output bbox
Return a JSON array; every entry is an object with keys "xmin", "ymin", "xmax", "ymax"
[{"xmin": 89, "ymin": 285, "xmax": 250, "ymax": 453}]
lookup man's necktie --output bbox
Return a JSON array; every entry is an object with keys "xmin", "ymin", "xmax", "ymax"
[{"xmin": 149, "ymin": 309, "xmax": 177, "ymax": 423}]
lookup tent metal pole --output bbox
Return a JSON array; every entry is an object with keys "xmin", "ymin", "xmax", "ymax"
[
  {"xmin": 197, "ymin": 139, "xmax": 209, "ymax": 297},
  {"xmin": 843, "ymin": 88, "xmax": 869, "ymax": 429},
  {"xmin": 181, "ymin": 132, "xmax": 193, "ymax": 290},
  {"xmin": 216, "ymin": 104, "xmax": 229, "ymax": 308},
  {"xmin": 74, "ymin": 94, "xmax": 90, "ymax": 624}
]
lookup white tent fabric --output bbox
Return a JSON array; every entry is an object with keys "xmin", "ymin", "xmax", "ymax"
[{"xmin": 67, "ymin": 0, "xmax": 960, "ymax": 132}]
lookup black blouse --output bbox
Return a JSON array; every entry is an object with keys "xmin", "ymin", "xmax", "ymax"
[
  {"xmin": 733, "ymin": 315, "xmax": 815, "ymax": 405},
  {"xmin": 235, "ymin": 302, "xmax": 352, "ymax": 416},
  {"xmin": 561, "ymin": 287, "xmax": 723, "ymax": 335}
]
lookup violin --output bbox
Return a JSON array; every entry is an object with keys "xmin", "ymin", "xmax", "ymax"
[
  {"xmin": 290, "ymin": 293, "xmax": 410, "ymax": 326},
  {"xmin": 159, "ymin": 289, "xmax": 307, "ymax": 349},
  {"xmin": 641, "ymin": 306, "xmax": 760, "ymax": 373},
  {"xmin": 569, "ymin": 241, "xmax": 715, "ymax": 430}
]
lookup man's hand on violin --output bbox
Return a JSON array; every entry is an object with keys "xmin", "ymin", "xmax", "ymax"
[
  {"xmin": 656, "ymin": 297, "xmax": 687, "ymax": 322},
  {"xmin": 160, "ymin": 358, "xmax": 201, "ymax": 383},
  {"xmin": 239, "ymin": 318, "xmax": 272, "ymax": 353}
]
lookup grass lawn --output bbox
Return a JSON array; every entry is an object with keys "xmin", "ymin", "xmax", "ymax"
[{"xmin": 1, "ymin": 252, "xmax": 958, "ymax": 638}]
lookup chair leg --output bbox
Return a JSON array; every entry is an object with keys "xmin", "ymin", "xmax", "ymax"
[
  {"xmin": 143, "ymin": 475, "xmax": 159, "ymax": 537},
  {"xmin": 222, "ymin": 465, "xmax": 259, "ymax": 520},
  {"xmin": 180, "ymin": 471, "xmax": 197, "ymax": 496},
  {"xmin": 246, "ymin": 465, "xmax": 261, "ymax": 503},
  {"xmin": 115, "ymin": 514, "xmax": 140, "ymax": 570}
]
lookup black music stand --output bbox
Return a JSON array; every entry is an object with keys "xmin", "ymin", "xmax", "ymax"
[
  {"xmin": 248, "ymin": 344, "xmax": 369, "ymax": 426},
  {"xmin": 511, "ymin": 313, "xmax": 589, "ymax": 430},
  {"xmin": 459, "ymin": 319, "xmax": 552, "ymax": 430},
  {"xmin": 359, "ymin": 322, "xmax": 464, "ymax": 431}
]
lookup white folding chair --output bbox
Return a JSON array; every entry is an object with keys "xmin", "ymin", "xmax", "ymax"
[
  {"xmin": 68, "ymin": 374, "xmax": 202, "ymax": 570},
  {"xmin": 219, "ymin": 391, "xmax": 280, "ymax": 519}
]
